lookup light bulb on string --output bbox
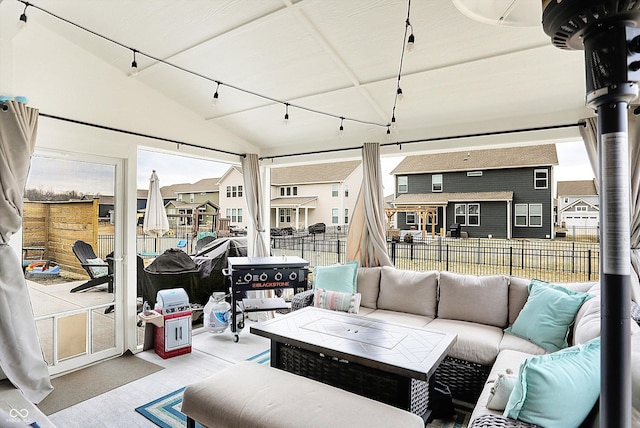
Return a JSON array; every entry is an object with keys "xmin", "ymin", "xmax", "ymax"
[
  {"xmin": 396, "ymin": 87, "xmax": 404, "ymax": 102},
  {"xmin": 407, "ymin": 32, "xmax": 415, "ymax": 53},
  {"xmin": 212, "ymin": 81, "xmax": 220, "ymax": 105},
  {"xmin": 339, "ymin": 117, "xmax": 344, "ymax": 137},
  {"xmin": 386, "ymin": 125, "xmax": 391, "ymax": 140},
  {"xmin": 283, "ymin": 103, "xmax": 290, "ymax": 125},
  {"xmin": 391, "ymin": 114, "xmax": 397, "ymax": 130},
  {"xmin": 130, "ymin": 49, "xmax": 139, "ymax": 76},
  {"xmin": 18, "ymin": 3, "xmax": 28, "ymax": 29}
]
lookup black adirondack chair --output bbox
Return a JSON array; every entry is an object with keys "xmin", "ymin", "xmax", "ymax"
[{"xmin": 71, "ymin": 240, "xmax": 114, "ymax": 293}]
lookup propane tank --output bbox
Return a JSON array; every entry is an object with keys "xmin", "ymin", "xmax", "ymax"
[{"xmin": 203, "ymin": 292, "xmax": 231, "ymax": 333}]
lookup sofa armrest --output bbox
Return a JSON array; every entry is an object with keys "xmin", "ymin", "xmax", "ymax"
[{"xmin": 291, "ymin": 289, "xmax": 314, "ymax": 311}]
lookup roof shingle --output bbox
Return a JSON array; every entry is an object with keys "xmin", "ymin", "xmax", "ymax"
[{"xmin": 391, "ymin": 144, "xmax": 558, "ymax": 175}]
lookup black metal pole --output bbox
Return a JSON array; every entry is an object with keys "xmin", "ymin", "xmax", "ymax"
[
  {"xmin": 542, "ymin": 3, "xmax": 640, "ymax": 426},
  {"xmin": 595, "ymin": 101, "xmax": 632, "ymax": 427}
]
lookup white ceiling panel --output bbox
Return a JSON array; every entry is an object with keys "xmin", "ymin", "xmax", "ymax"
[{"xmin": 5, "ymin": 0, "xmax": 597, "ymax": 161}]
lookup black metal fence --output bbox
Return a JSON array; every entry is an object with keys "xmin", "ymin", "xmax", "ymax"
[{"xmin": 271, "ymin": 236, "xmax": 600, "ymax": 283}]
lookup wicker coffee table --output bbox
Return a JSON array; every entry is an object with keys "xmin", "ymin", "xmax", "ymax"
[{"xmin": 250, "ymin": 307, "xmax": 456, "ymax": 422}]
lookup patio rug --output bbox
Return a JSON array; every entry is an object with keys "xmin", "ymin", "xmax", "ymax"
[
  {"xmin": 37, "ymin": 351, "xmax": 164, "ymax": 415},
  {"xmin": 135, "ymin": 349, "xmax": 269, "ymax": 428},
  {"xmin": 135, "ymin": 349, "xmax": 472, "ymax": 428}
]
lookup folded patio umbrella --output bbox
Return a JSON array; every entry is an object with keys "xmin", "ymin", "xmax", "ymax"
[{"xmin": 143, "ymin": 170, "xmax": 170, "ymax": 253}]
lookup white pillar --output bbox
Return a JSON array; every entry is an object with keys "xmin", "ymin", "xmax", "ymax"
[{"xmin": 295, "ymin": 207, "xmax": 299, "ymax": 230}]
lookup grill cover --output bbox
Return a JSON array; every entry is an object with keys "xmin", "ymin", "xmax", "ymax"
[
  {"xmin": 193, "ymin": 237, "xmax": 247, "ymax": 303},
  {"xmin": 144, "ymin": 249, "xmax": 199, "ymax": 306}
]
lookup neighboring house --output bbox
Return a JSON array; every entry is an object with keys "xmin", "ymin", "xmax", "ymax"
[
  {"xmin": 164, "ymin": 200, "xmax": 219, "ymax": 233},
  {"xmin": 159, "ymin": 178, "xmax": 220, "ymax": 233},
  {"xmin": 81, "ymin": 194, "xmax": 114, "ymax": 222},
  {"xmin": 557, "ymin": 179, "xmax": 599, "ymax": 228},
  {"xmin": 270, "ymin": 161, "xmax": 362, "ymax": 231},
  {"xmin": 217, "ymin": 166, "xmax": 248, "ymax": 230},
  {"xmin": 390, "ymin": 144, "xmax": 558, "ymax": 239}
]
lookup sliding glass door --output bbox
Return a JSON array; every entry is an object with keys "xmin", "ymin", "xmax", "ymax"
[{"xmin": 24, "ymin": 153, "xmax": 124, "ymax": 375}]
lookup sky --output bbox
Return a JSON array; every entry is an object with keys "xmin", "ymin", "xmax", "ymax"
[{"xmin": 27, "ymin": 141, "xmax": 594, "ymax": 196}]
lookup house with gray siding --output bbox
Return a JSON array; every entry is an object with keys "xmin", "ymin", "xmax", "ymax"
[{"xmin": 390, "ymin": 145, "xmax": 558, "ymax": 239}]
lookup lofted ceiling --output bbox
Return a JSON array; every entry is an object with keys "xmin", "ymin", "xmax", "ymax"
[{"xmin": 2, "ymin": 0, "xmax": 592, "ymax": 161}]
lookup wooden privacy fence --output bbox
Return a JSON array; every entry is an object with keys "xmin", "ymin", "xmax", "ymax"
[{"xmin": 23, "ymin": 200, "xmax": 99, "ymax": 276}]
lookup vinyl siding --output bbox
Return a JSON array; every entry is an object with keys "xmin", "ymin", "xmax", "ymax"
[{"xmin": 396, "ymin": 167, "xmax": 553, "ymax": 239}]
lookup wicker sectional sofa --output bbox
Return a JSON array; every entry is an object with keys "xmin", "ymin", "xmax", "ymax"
[{"xmin": 293, "ymin": 266, "xmax": 640, "ymax": 427}]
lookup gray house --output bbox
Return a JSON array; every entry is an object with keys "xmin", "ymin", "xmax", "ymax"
[{"xmin": 390, "ymin": 145, "xmax": 558, "ymax": 239}]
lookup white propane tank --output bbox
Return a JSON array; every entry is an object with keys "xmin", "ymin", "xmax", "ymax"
[{"xmin": 203, "ymin": 292, "xmax": 231, "ymax": 333}]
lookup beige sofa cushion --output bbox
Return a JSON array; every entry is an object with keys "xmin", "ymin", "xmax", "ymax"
[
  {"xmin": 438, "ymin": 272, "xmax": 509, "ymax": 328},
  {"xmin": 377, "ymin": 267, "xmax": 438, "ymax": 318},
  {"xmin": 427, "ymin": 319, "xmax": 502, "ymax": 366},
  {"xmin": 469, "ymin": 349, "xmax": 531, "ymax": 425},
  {"xmin": 365, "ymin": 309, "xmax": 432, "ymax": 327},
  {"xmin": 357, "ymin": 267, "xmax": 381, "ymax": 309},
  {"xmin": 500, "ymin": 332, "xmax": 547, "ymax": 355},
  {"xmin": 181, "ymin": 361, "xmax": 424, "ymax": 428}
]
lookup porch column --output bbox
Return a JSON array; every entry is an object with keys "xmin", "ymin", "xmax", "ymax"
[{"xmin": 295, "ymin": 207, "xmax": 300, "ymax": 230}]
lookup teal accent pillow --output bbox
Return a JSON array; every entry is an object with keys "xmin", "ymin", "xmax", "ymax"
[
  {"xmin": 504, "ymin": 337, "xmax": 600, "ymax": 428},
  {"xmin": 505, "ymin": 280, "xmax": 592, "ymax": 352},
  {"xmin": 313, "ymin": 261, "xmax": 359, "ymax": 294}
]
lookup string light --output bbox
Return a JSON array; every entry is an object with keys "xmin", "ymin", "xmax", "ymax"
[
  {"xmin": 283, "ymin": 103, "xmax": 290, "ymax": 125},
  {"xmin": 18, "ymin": 2, "xmax": 28, "ymax": 29},
  {"xmin": 130, "ymin": 49, "xmax": 139, "ymax": 76},
  {"xmin": 339, "ymin": 117, "xmax": 344, "ymax": 137},
  {"xmin": 212, "ymin": 81, "xmax": 220, "ymax": 105},
  {"xmin": 387, "ymin": 0, "xmax": 413, "ymax": 137},
  {"xmin": 406, "ymin": 19, "xmax": 415, "ymax": 53},
  {"xmin": 16, "ymin": 0, "xmax": 404, "ymax": 137}
]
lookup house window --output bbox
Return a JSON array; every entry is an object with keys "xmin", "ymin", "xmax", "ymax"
[
  {"xmin": 515, "ymin": 204, "xmax": 528, "ymax": 227},
  {"xmin": 432, "ymin": 174, "xmax": 443, "ymax": 192},
  {"xmin": 467, "ymin": 203, "xmax": 480, "ymax": 226},
  {"xmin": 227, "ymin": 185, "xmax": 243, "ymax": 197},
  {"xmin": 576, "ymin": 206, "xmax": 587, "ymax": 212},
  {"xmin": 534, "ymin": 169, "xmax": 548, "ymax": 189},
  {"xmin": 332, "ymin": 208, "xmax": 339, "ymax": 224},
  {"xmin": 344, "ymin": 209, "xmax": 349, "ymax": 224},
  {"xmin": 226, "ymin": 208, "xmax": 243, "ymax": 223},
  {"xmin": 332, "ymin": 184, "xmax": 339, "ymax": 197},
  {"xmin": 467, "ymin": 171, "xmax": 483, "ymax": 177},
  {"xmin": 280, "ymin": 186, "xmax": 297, "ymax": 196},
  {"xmin": 279, "ymin": 208, "xmax": 292, "ymax": 223},
  {"xmin": 454, "ymin": 204, "xmax": 466, "ymax": 225},
  {"xmin": 177, "ymin": 194, "xmax": 183, "ymax": 201},
  {"xmin": 454, "ymin": 203, "xmax": 479, "ymax": 226},
  {"xmin": 529, "ymin": 204, "xmax": 542, "ymax": 227},
  {"xmin": 344, "ymin": 185, "xmax": 349, "ymax": 197},
  {"xmin": 190, "ymin": 193, "xmax": 194, "ymax": 203},
  {"xmin": 397, "ymin": 176, "xmax": 408, "ymax": 193}
]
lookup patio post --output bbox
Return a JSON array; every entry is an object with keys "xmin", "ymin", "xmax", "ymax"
[{"xmin": 543, "ymin": 3, "xmax": 640, "ymax": 425}]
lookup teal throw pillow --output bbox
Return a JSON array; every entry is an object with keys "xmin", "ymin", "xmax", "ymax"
[
  {"xmin": 504, "ymin": 337, "xmax": 600, "ymax": 428},
  {"xmin": 505, "ymin": 279, "xmax": 592, "ymax": 352},
  {"xmin": 313, "ymin": 261, "xmax": 359, "ymax": 294}
]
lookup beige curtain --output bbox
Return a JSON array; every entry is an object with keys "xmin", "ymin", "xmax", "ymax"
[
  {"xmin": 0, "ymin": 100, "xmax": 53, "ymax": 403},
  {"xmin": 241, "ymin": 153, "xmax": 268, "ymax": 257},
  {"xmin": 347, "ymin": 142, "xmax": 392, "ymax": 267},
  {"xmin": 580, "ymin": 114, "xmax": 640, "ymax": 303}
]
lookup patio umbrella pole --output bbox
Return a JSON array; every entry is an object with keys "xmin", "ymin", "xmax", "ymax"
[{"xmin": 543, "ymin": 2, "xmax": 640, "ymax": 426}]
